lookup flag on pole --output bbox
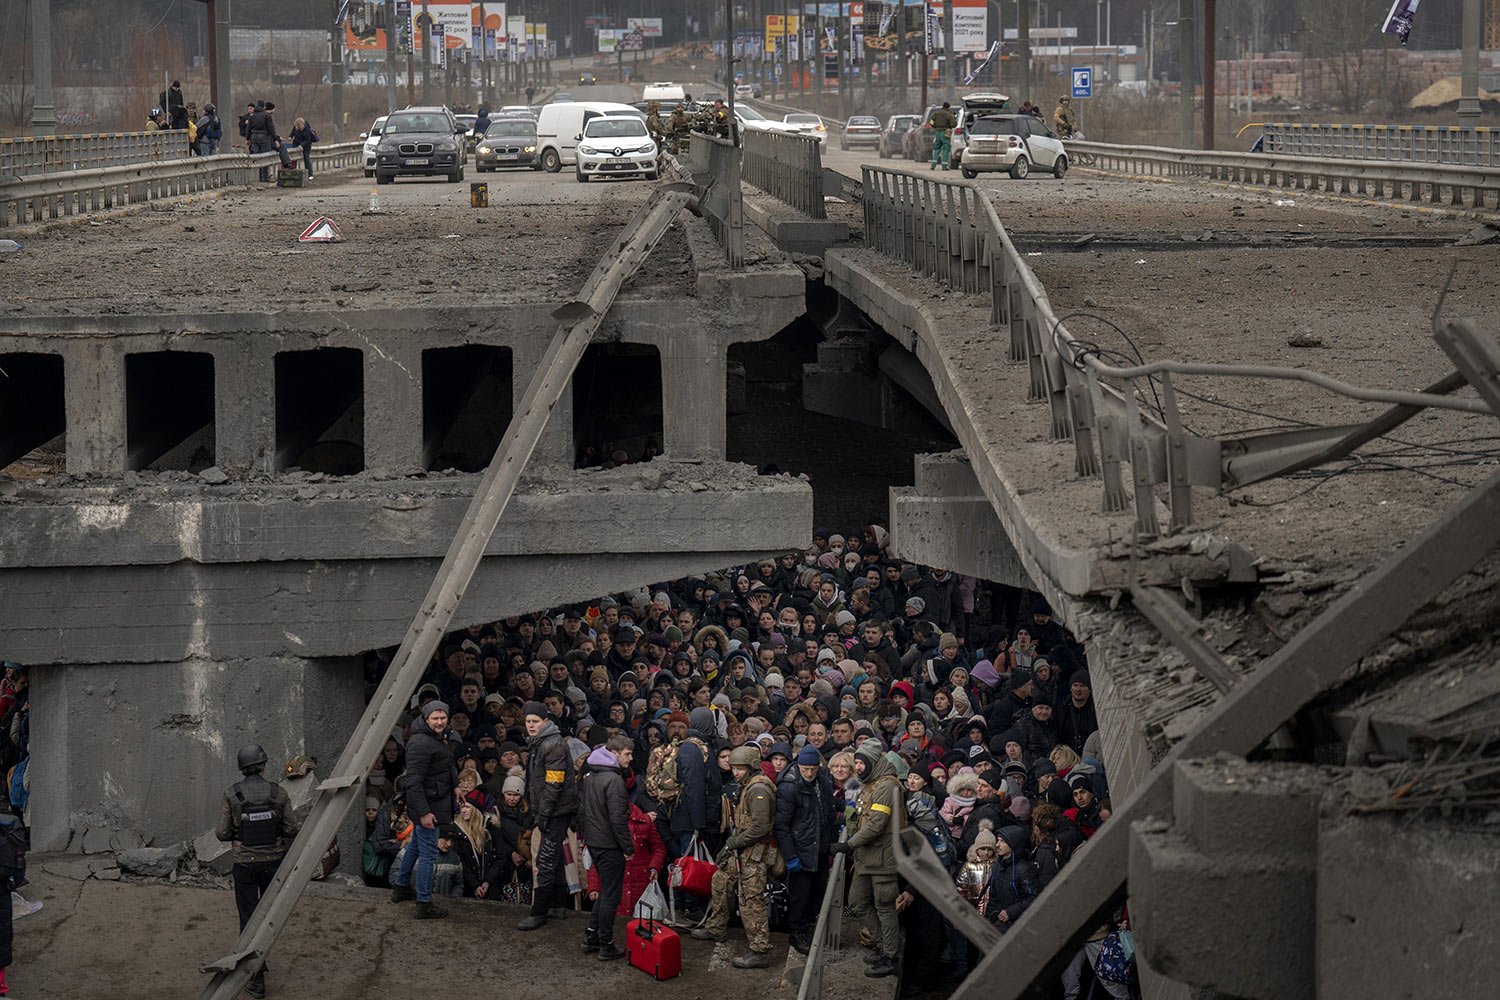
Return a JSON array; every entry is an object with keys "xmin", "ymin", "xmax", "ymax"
[
  {"xmin": 962, "ymin": 40, "xmax": 1000, "ymax": 85},
  {"xmin": 335, "ymin": 0, "xmax": 353, "ymax": 26}
]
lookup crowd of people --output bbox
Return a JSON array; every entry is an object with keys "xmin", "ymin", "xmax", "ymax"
[
  {"xmin": 143, "ymin": 80, "xmax": 319, "ymax": 179},
  {"xmin": 359, "ymin": 526, "xmax": 1139, "ymax": 997}
]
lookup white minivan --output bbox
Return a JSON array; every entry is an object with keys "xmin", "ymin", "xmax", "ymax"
[
  {"xmin": 642, "ymin": 82, "xmax": 687, "ymax": 104},
  {"xmin": 535, "ymin": 101, "xmax": 644, "ymax": 172}
]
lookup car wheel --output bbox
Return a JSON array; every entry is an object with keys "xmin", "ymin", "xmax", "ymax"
[
  {"xmin": 448, "ymin": 167, "xmax": 463, "ymax": 183},
  {"xmin": 364, "ymin": 168, "xmax": 373, "ymax": 177},
  {"xmin": 1053, "ymin": 155, "xmax": 1068, "ymax": 179},
  {"xmin": 1010, "ymin": 155, "xmax": 1029, "ymax": 180},
  {"xmin": 645, "ymin": 171, "xmax": 659, "ymax": 181},
  {"xmin": 961, "ymin": 167, "xmax": 977, "ymax": 179},
  {"xmin": 542, "ymin": 148, "xmax": 561, "ymax": 173},
  {"xmin": 575, "ymin": 169, "xmax": 588, "ymax": 183},
  {"xmin": 375, "ymin": 173, "xmax": 393, "ymax": 185}
]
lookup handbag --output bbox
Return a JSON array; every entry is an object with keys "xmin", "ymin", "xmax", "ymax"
[
  {"xmin": 1093, "ymin": 930, "xmax": 1135, "ymax": 984},
  {"xmin": 669, "ymin": 834, "xmax": 716, "ymax": 898}
]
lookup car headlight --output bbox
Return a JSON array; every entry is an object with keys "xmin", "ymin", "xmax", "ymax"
[
  {"xmin": 636, "ymin": 144, "xmax": 656, "ymax": 155},
  {"xmin": 524, "ymin": 145, "xmax": 535, "ymax": 152},
  {"xmin": 378, "ymin": 142, "xmax": 396, "ymax": 152},
  {"xmin": 438, "ymin": 140, "xmax": 457, "ymax": 151},
  {"xmin": 578, "ymin": 145, "xmax": 598, "ymax": 155},
  {"xmin": 477, "ymin": 145, "xmax": 491, "ymax": 154}
]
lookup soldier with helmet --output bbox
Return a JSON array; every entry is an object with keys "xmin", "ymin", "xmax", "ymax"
[
  {"xmin": 215, "ymin": 743, "xmax": 299, "ymax": 999},
  {"xmin": 691, "ymin": 744, "xmax": 780, "ymax": 969}
]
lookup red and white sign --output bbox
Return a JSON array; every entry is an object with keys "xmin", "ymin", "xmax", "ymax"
[{"xmin": 299, "ymin": 217, "xmax": 345, "ymax": 243}]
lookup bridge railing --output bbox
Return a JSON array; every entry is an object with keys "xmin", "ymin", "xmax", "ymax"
[
  {"xmin": 1260, "ymin": 122, "xmax": 1500, "ymax": 168},
  {"xmin": 0, "ymin": 142, "xmax": 363, "ymax": 231},
  {"xmin": 0, "ymin": 130, "xmax": 190, "ymax": 176},
  {"xmin": 675, "ymin": 132, "xmax": 745, "ymax": 269},
  {"xmin": 795, "ymin": 835, "xmax": 848, "ymax": 1000},
  {"xmin": 1066, "ymin": 139, "xmax": 1500, "ymax": 211},
  {"xmin": 742, "ymin": 129, "xmax": 827, "ymax": 219}
]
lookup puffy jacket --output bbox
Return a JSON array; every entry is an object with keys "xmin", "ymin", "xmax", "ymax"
[
  {"xmin": 587, "ymin": 803, "xmax": 667, "ymax": 915},
  {"xmin": 526, "ymin": 722, "xmax": 579, "ymax": 821},
  {"xmin": 985, "ymin": 826, "xmax": 1039, "ymax": 928},
  {"xmin": 403, "ymin": 714, "xmax": 458, "ymax": 823},
  {"xmin": 774, "ymin": 764, "xmax": 834, "ymax": 870},
  {"xmin": 671, "ymin": 708, "xmax": 722, "ymax": 835},
  {"xmin": 578, "ymin": 747, "xmax": 634, "ymax": 855},
  {"xmin": 847, "ymin": 742, "xmax": 902, "ymax": 875}
]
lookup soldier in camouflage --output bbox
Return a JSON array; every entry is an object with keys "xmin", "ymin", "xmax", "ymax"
[
  {"xmin": 692, "ymin": 745, "xmax": 780, "ymax": 968},
  {"xmin": 830, "ymin": 740, "xmax": 903, "ymax": 978},
  {"xmin": 645, "ymin": 100, "xmax": 665, "ymax": 147},
  {"xmin": 667, "ymin": 104, "xmax": 691, "ymax": 155}
]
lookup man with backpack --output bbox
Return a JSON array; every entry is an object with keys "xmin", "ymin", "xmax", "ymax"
[{"xmin": 215, "ymin": 743, "xmax": 299, "ymax": 999}]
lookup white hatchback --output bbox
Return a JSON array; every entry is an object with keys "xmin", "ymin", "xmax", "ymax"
[
  {"xmin": 361, "ymin": 115, "xmax": 387, "ymax": 176},
  {"xmin": 575, "ymin": 115, "xmax": 658, "ymax": 182},
  {"xmin": 959, "ymin": 113, "xmax": 1067, "ymax": 179}
]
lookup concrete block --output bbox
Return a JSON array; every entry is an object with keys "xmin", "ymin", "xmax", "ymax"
[
  {"xmin": 78, "ymin": 827, "xmax": 113, "ymax": 854},
  {"xmin": 193, "ymin": 829, "xmax": 234, "ymax": 875},
  {"xmin": 912, "ymin": 451, "xmax": 981, "ymax": 497},
  {"xmin": 889, "ymin": 489, "xmax": 1031, "ymax": 589},
  {"xmin": 117, "ymin": 844, "xmax": 186, "ymax": 877},
  {"xmin": 741, "ymin": 194, "xmax": 850, "ymax": 254},
  {"xmin": 1172, "ymin": 758, "xmax": 1321, "ymax": 860},
  {"xmin": 108, "ymin": 829, "xmax": 144, "ymax": 853}
]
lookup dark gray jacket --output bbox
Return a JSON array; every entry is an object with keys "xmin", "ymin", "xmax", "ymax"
[
  {"xmin": 526, "ymin": 722, "xmax": 579, "ymax": 822},
  {"xmin": 578, "ymin": 748, "xmax": 634, "ymax": 856},
  {"xmin": 774, "ymin": 765, "xmax": 834, "ymax": 869}
]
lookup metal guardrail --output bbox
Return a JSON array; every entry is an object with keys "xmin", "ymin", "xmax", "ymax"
[
  {"xmin": 0, "ymin": 142, "xmax": 364, "ymax": 231},
  {"xmin": 795, "ymin": 836, "xmax": 849, "ymax": 1000},
  {"xmin": 0, "ymin": 130, "xmax": 190, "ymax": 176},
  {"xmin": 1261, "ymin": 123, "xmax": 1500, "ymax": 168},
  {"xmin": 743, "ymin": 129, "xmax": 827, "ymax": 219},
  {"xmin": 677, "ymin": 132, "xmax": 745, "ymax": 269},
  {"xmin": 199, "ymin": 182, "xmax": 698, "ymax": 999},
  {"xmin": 1067, "ymin": 139, "xmax": 1500, "ymax": 212}
]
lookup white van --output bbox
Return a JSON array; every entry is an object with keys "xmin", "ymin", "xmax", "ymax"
[
  {"xmin": 642, "ymin": 82, "xmax": 686, "ymax": 104},
  {"xmin": 535, "ymin": 101, "xmax": 644, "ymax": 172}
]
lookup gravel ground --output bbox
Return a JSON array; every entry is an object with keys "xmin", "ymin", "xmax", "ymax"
[{"xmin": 0, "ymin": 167, "xmax": 690, "ymax": 318}]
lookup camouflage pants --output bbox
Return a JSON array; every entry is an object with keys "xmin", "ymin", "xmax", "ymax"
[
  {"xmin": 705, "ymin": 854, "xmax": 770, "ymax": 953},
  {"xmin": 848, "ymin": 871, "xmax": 900, "ymax": 959}
]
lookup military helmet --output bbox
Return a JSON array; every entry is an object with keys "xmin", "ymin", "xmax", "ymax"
[
  {"xmin": 237, "ymin": 743, "xmax": 268, "ymax": 775},
  {"xmin": 729, "ymin": 745, "xmax": 762, "ymax": 770}
]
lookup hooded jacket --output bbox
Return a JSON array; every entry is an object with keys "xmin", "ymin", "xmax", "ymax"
[
  {"xmin": 847, "ymin": 742, "xmax": 902, "ymax": 874},
  {"xmin": 671, "ymin": 707, "xmax": 723, "ymax": 835},
  {"xmin": 985, "ymin": 825, "xmax": 1039, "ymax": 928},
  {"xmin": 525, "ymin": 720, "xmax": 580, "ymax": 822},
  {"xmin": 578, "ymin": 746, "xmax": 634, "ymax": 855},
  {"xmin": 586, "ymin": 803, "xmax": 668, "ymax": 915},
  {"xmin": 403, "ymin": 713, "xmax": 459, "ymax": 823}
]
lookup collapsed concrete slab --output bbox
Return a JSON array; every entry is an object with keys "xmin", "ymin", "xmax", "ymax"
[{"xmin": 889, "ymin": 452, "xmax": 1032, "ymax": 590}]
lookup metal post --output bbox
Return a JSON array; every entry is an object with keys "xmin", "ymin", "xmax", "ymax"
[
  {"xmin": 1017, "ymin": 0, "xmax": 1030, "ymax": 104},
  {"xmin": 1178, "ymin": 0, "xmax": 1195, "ymax": 147},
  {"xmin": 421, "ymin": 0, "xmax": 432, "ymax": 102},
  {"xmin": 330, "ymin": 0, "xmax": 346, "ymax": 140},
  {"xmin": 839, "ymin": 0, "xmax": 847, "ymax": 118},
  {"xmin": 203, "ymin": 0, "xmax": 231, "ymax": 114},
  {"xmin": 29, "ymin": 0, "xmax": 57, "ymax": 136},
  {"xmin": 1202, "ymin": 0, "xmax": 1214, "ymax": 148},
  {"xmin": 897, "ymin": 1, "xmax": 907, "ymax": 106},
  {"xmin": 386, "ymin": 0, "xmax": 400, "ymax": 111},
  {"xmin": 1459, "ymin": 0, "xmax": 1482, "ymax": 119},
  {"xmin": 727, "ymin": 0, "xmax": 737, "ymax": 143},
  {"xmin": 944, "ymin": 0, "xmax": 956, "ymax": 101}
]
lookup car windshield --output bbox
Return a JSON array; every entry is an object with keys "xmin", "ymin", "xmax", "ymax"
[
  {"xmin": 382, "ymin": 114, "xmax": 446, "ymax": 134},
  {"xmin": 586, "ymin": 119, "xmax": 648, "ymax": 138},
  {"xmin": 486, "ymin": 122, "xmax": 536, "ymax": 137},
  {"xmin": 969, "ymin": 117, "xmax": 1019, "ymax": 136},
  {"xmin": 891, "ymin": 117, "xmax": 915, "ymax": 128},
  {"xmin": 736, "ymin": 106, "xmax": 768, "ymax": 121},
  {"xmin": 785, "ymin": 114, "xmax": 821, "ymax": 124},
  {"xmin": 848, "ymin": 117, "xmax": 879, "ymax": 126}
]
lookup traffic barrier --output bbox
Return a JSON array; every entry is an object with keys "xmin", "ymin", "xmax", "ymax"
[
  {"xmin": 0, "ymin": 142, "xmax": 363, "ymax": 231},
  {"xmin": 742, "ymin": 129, "xmax": 827, "ymax": 219},
  {"xmin": 675, "ymin": 132, "xmax": 745, "ymax": 269},
  {"xmin": 1066, "ymin": 139, "xmax": 1500, "ymax": 211},
  {"xmin": 0, "ymin": 130, "xmax": 189, "ymax": 176},
  {"xmin": 1259, "ymin": 123, "xmax": 1500, "ymax": 168}
]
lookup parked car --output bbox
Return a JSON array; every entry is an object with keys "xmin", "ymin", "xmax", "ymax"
[
  {"xmin": 454, "ymin": 113, "xmax": 481, "ymax": 152},
  {"xmin": 551, "ymin": 91, "xmax": 576, "ymax": 103},
  {"xmin": 959, "ymin": 113, "xmax": 1067, "ymax": 179},
  {"xmin": 879, "ymin": 114, "xmax": 919, "ymax": 158},
  {"xmin": 841, "ymin": 115, "xmax": 881, "ymax": 150},
  {"xmin": 910, "ymin": 105, "xmax": 942, "ymax": 161},
  {"xmin": 475, "ymin": 118, "xmax": 539, "ymax": 171},
  {"xmin": 733, "ymin": 104, "xmax": 796, "ymax": 134},
  {"xmin": 782, "ymin": 112, "xmax": 827, "ymax": 142},
  {"xmin": 361, "ymin": 114, "xmax": 388, "ymax": 176},
  {"xmin": 949, "ymin": 92, "xmax": 1011, "ymax": 168}
]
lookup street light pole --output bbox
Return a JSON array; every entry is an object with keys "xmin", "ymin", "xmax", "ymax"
[
  {"xmin": 386, "ymin": 0, "xmax": 400, "ymax": 112},
  {"xmin": 28, "ymin": 0, "xmax": 57, "ymax": 136},
  {"xmin": 421, "ymin": 0, "xmax": 432, "ymax": 103}
]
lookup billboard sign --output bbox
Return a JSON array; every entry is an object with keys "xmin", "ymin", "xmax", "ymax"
[{"xmin": 626, "ymin": 17, "xmax": 664, "ymax": 37}]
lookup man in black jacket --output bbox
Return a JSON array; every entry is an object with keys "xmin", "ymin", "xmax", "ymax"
[
  {"xmin": 1054, "ymin": 672, "xmax": 1099, "ymax": 755},
  {"xmin": 519, "ymin": 700, "xmax": 580, "ymax": 931},
  {"xmin": 245, "ymin": 100, "xmax": 279, "ymax": 180},
  {"xmin": 389, "ymin": 701, "xmax": 458, "ymax": 919},
  {"xmin": 774, "ymin": 745, "xmax": 834, "ymax": 954},
  {"xmin": 579, "ymin": 736, "xmax": 635, "ymax": 959}
]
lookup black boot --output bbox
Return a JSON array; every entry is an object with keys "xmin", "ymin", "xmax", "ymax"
[
  {"xmin": 866, "ymin": 955, "xmax": 898, "ymax": 978},
  {"xmin": 415, "ymin": 900, "xmax": 449, "ymax": 919},
  {"xmin": 516, "ymin": 913, "xmax": 548, "ymax": 931},
  {"xmin": 791, "ymin": 932, "xmax": 812, "ymax": 955},
  {"xmin": 247, "ymin": 970, "xmax": 266, "ymax": 999},
  {"xmin": 548, "ymin": 906, "xmax": 570, "ymax": 919},
  {"xmin": 390, "ymin": 883, "xmax": 416, "ymax": 903},
  {"xmin": 597, "ymin": 941, "xmax": 627, "ymax": 961},
  {"xmin": 732, "ymin": 951, "xmax": 770, "ymax": 969},
  {"xmin": 581, "ymin": 929, "xmax": 601, "ymax": 952}
]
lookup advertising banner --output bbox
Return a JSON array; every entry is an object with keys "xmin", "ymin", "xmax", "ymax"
[
  {"xmin": 950, "ymin": 0, "xmax": 987, "ymax": 51},
  {"xmin": 411, "ymin": 0, "xmax": 472, "ymax": 55},
  {"xmin": 343, "ymin": 1, "xmax": 391, "ymax": 52},
  {"xmin": 626, "ymin": 17, "xmax": 664, "ymax": 37}
]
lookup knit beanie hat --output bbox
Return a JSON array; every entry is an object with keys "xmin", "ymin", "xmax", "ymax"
[{"xmin": 502, "ymin": 775, "xmax": 525, "ymax": 795}]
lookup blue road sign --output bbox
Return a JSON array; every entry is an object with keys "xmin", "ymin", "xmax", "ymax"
[{"xmin": 1071, "ymin": 67, "xmax": 1092, "ymax": 98}]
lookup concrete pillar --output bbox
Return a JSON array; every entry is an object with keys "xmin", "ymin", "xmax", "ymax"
[
  {"xmin": 214, "ymin": 340, "xmax": 275, "ymax": 474},
  {"xmin": 1459, "ymin": 0, "xmax": 1482, "ymax": 119},
  {"xmin": 659, "ymin": 332, "xmax": 727, "ymax": 461},
  {"xmin": 29, "ymin": 0, "xmax": 57, "ymax": 136},
  {"xmin": 29, "ymin": 655, "xmax": 364, "ymax": 854},
  {"xmin": 516, "ymin": 339, "xmax": 574, "ymax": 467},
  {"xmin": 63, "ymin": 340, "xmax": 126, "ymax": 477},
  {"xmin": 362, "ymin": 342, "xmax": 424, "ymax": 474}
]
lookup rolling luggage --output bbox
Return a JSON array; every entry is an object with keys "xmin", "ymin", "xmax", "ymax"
[{"xmin": 626, "ymin": 901, "xmax": 682, "ymax": 981}]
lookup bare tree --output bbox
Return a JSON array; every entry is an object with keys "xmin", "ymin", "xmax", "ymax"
[{"xmin": 1302, "ymin": 0, "xmax": 1383, "ymax": 112}]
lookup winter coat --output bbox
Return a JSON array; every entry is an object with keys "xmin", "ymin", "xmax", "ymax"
[
  {"xmin": 847, "ymin": 743, "xmax": 902, "ymax": 875},
  {"xmin": 1018, "ymin": 714, "xmax": 1057, "ymax": 761},
  {"xmin": 957, "ymin": 798, "xmax": 1012, "ymax": 860},
  {"xmin": 452, "ymin": 824, "xmax": 506, "ymax": 895},
  {"xmin": 1055, "ymin": 697, "xmax": 1099, "ymax": 756},
  {"xmin": 578, "ymin": 747, "xmax": 634, "ymax": 855},
  {"xmin": 985, "ymin": 828, "xmax": 1039, "ymax": 928},
  {"xmin": 939, "ymin": 793, "xmax": 976, "ymax": 841},
  {"xmin": 1032, "ymin": 834, "xmax": 1065, "ymax": 889},
  {"xmin": 671, "ymin": 708, "xmax": 722, "ymax": 835},
  {"xmin": 525, "ymin": 721, "xmax": 579, "ymax": 822},
  {"xmin": 403, "ymin": 714, "xmax": 459, "ymax": 823},
  {"xmin": 774, "ymin": 764, "xmax": 834, "ymax": 870},
  {"xmin": 587, "ymin": 803, "xmax": 667, "ymax": 915}
]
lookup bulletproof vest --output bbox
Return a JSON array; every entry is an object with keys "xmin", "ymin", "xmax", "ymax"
[{"xmin": 233, "ymin": 776, "xmax": 281, "ymax": 850}]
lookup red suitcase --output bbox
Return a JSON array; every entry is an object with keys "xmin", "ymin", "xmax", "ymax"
[{"xmin": 626, "ymin": 903, "xmax": 682, "ymax": 981}]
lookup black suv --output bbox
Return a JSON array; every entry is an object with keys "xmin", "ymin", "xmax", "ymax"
[{"xmin": 373, "ymin": 106, "xmax": 467, "ymax": 184}]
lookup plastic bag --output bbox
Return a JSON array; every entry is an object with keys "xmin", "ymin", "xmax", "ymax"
[{"xmin": 633, "ymin": 879, "xmax": 669, "ymax": 922}]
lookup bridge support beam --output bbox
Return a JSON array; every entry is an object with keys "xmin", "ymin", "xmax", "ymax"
[{"xmin": 889, "ymin": 452, "xmax": 1033, "ymax": 589}]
